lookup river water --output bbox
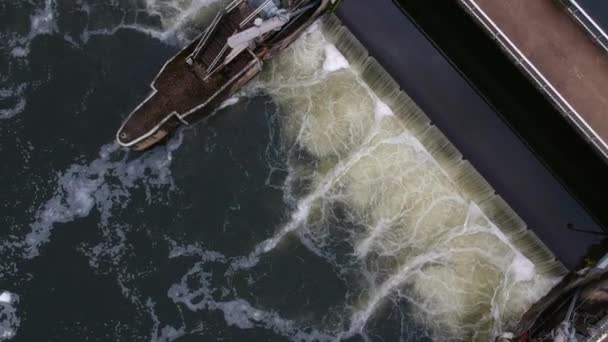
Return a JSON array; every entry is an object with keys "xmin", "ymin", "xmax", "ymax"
[{"xmin": 0, "ymin": 1, "xmax": 561, "ymax": 341}]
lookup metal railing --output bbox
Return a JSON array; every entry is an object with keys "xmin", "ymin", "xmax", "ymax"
[
  {"xmin": 226, "ymin": 0, "xmax": 245, "ymax": 12},
  {"xmin": 558, "ymin": 0, "xmax": 608, "ymax": 53},
  {"xmin": 239, "ymin": 0, "xmax": 274, "ymax": 27},
  {"xmin": 190, "ymin": 11, "xmax": 224, "ymax": 61},
  {"xmin": 458, "ymin": 0, "xmax": 608, "ymax": 163}
]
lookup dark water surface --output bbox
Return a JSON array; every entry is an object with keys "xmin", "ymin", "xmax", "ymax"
[{"xmin": 577, "ymin": 0, "xmax": 608, "ymax": 34}]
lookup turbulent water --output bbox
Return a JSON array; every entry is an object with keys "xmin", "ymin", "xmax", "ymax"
[{"xmin": 0, "ymin": 0, "xmax": 562, "ymax": 341}]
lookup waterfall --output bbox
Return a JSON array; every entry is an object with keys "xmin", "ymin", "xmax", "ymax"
[{"xmin": 239, "ymin": 15, "xmax": 565, "ymax": 340}]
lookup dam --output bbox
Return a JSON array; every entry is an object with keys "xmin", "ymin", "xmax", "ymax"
[
  {"xmin": 335, "ymin": 0, "xmax": 607, "ymax": 273},
  {"xmin": 0, "ymin": 0, "xmax": 605, "ymax": 341}
]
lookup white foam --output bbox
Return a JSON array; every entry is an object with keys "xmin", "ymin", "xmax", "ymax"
[
  {"xmin": 253, "ymin": 20, "xmax": 558, "ymax": 340},
  {"xmin": 168, "ymin": 242, "xmax": 226, "ymax": 261},
  {"xmin": 80, "ymin": 0, "xmax": 226, "ymax": 45},
  {"xmin": 0, "ymin": 292, "xmax": 19, "ymax": 341},
  {"xmin": 9, "ymin": 48, "xmax": 28, "ymax": 59},
  {"xmin": 30, "ymin": 0, "xmax": 57, "ymax": 36},
  {"xmin": 228, "ymin": 200, "xmax": 312, "ymax": 271},
  {"xmin": 25, "ymin": 133, "xmax": 182, "ymax": 258},
  {"xmin": 0, "ymin": 5, "xmax": 560, "ymax": 340},
  {"xmin": 0, "ymin": 293, "xmax": 12, "ymax": 305},
  {"xmin": 0, "ymin": 84, "xmax": 27, "ymax": 120},
  {"xmin": 10, "ymin": 0, "xmax": 57, "ymax": 58},
  {"xmin": 323, "ymin": 44, "xmax": 349, "ymax": 73},
  {"xmin": 218, "ymin": 96, "xmax": 240, "ymax": 110},
  {"xmin": 168, "ymin": 259, "xmax": 335, "ymax": 341},
  {"xmin": 304, "ymin": 21, "xmax": 320, "ymax": 35},
  {"xmin": 0, "ymin": 332, "xmax": 13, "ymax": 339},
  {"xmin": 81, "ymin": 224, "xmax": 128, "ymax": 270},
  {"xmin": 229, "ymin": 128, "xmax": 409, "ymax": 272},
  {"xmin": 510, "ymin": 254, "xmax": 536, "ymax": 283},
  {"xmin": 374, "ymin": 99, "xmax": 395, "ymax": 120},
  {"xmin": 147, "ymin": 298, "xmax": 186, "ymax": 342},
  {"xmin": 354, "ymin": 219, "xmax": 389, "ymax": 258}
]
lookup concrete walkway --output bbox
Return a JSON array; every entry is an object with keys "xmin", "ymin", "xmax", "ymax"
[
  {"xmin": 460, "ymin": 0, "xmax": 608, "ymax": 162},
  {"xmin": 335, "ymin": 0, "xmax": 605, "ymax": 270}
]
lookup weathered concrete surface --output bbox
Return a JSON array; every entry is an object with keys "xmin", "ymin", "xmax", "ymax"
[
  {"xmin": 335, "ymin": 0, "xmax": 605, "ymax": 270},
  {"xmin": 469, "ymin": 0, "xmax": 608, "ymax": 160}
]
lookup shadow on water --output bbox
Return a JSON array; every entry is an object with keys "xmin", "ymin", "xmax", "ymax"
[{"xmin": 394, "ymin": 0, "xmax": 608, "ymax": 231}]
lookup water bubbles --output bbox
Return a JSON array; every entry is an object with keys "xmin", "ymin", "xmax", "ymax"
[
  {"xmin": 9, "ymin": 0, "xmax": 57, "ymax": 58},
  {"xmin": 0, "ymin": 293, "xmax": 14, "ymax": 306},
  {"xmin": 23, "ymin": 133, "xmax": 181, "ymax": 259},
  {"xmin": 78, "ymin": 0, "xmax": 228, "ymax": 45},
  {"xmin": 0, "ymin": 84, "xmax": 27, "ymax": 120},
  {"xmin": 246, "ymin": 16, "xmax": 561, "ymax": 340},
  {"xmin": 509, "ymin": 254, "xmax": 536, "ymax": 283},
  {"xmin": 322, "ymin": 44, "xmax": 349, "ymax": 73},
  {"xmin": 0, "ymin": 292, "xmax": 19, "ymax": 341}
]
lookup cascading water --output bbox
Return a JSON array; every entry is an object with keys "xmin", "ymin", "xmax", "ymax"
[
  {"xmin": 0, "ymin": 0, "xmax": 564, "ymax": 341},
  {"xmin": 241, "ymin": 18, "xmax": 564, "ymax": 340}
]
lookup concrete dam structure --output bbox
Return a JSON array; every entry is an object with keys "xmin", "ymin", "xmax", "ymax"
[{"xmin": 334, "ymin": 0, "xmax": 606, "ymax": 272}]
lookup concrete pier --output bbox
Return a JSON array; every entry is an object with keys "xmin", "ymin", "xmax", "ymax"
[
  {"xmin": 335, "ymin": 0, "xmax": 605, "ymax": 270},
  {"xmin": 458, "ymin": 0, "xmax": 608, "ymax": 163}
]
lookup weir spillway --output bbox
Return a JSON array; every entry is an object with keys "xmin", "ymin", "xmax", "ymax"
[
  {"xmin": 334, "ymin": 0, "xmax": 606, "ymax": 271},
  {"xmin": 238, "ymin": 16, "xmax": 562, "ymax": 338}
]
